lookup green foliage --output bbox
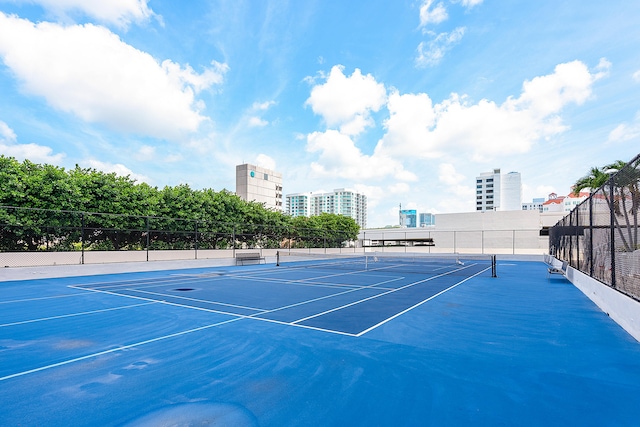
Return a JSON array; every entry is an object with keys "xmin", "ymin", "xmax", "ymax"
[
  {"xmin": 0, "ymin": 156, "xmax": 360, "ymax": 252},
  {"xmin": 572, "ymin": 161, "xmax": 626, "ymax": 195}
]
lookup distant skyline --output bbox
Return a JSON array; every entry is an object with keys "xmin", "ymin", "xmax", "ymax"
[{"xmin": 1, "ymin": 1, "xmax": 639, "ymax": 227}]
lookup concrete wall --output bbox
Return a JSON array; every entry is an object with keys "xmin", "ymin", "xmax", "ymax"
[
  {"xmin": 567, "ymin": 264, "xmax": 640, "ymax": 342},
  {"xmin": 360, "ymin": 210, "xmax": 565, "ymax": 255}
]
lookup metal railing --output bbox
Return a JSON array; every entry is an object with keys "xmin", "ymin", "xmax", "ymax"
[
  {"xmin": 549, "ymin": 153, "xmax": 640, "ymax": 301},
  {"xmin": 361, "ymin": 229, "xmax": 546, "ymax": 255}
]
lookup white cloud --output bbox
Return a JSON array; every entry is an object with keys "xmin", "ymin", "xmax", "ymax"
[
  {"xmin": 438, "ymin": 163, "xmax": 474, "ymax": 206},
  {"xmin": 457, "ymin": 0, "xmax": 484, "ymax": 8},
  {"xmin": 388, "ymin": 182, "xmax": 411, "ymax": 194},
  {"xmin": 0, "ymin": 142, "xmax": 65, "ymax": 164},
  {"xmin": 252, "ymin": 101, "xmax": 276, "ymax": 111},
  {"xmin": 0, "ymin": 120, "xmax": 17, "ymax": 142},
  {"xmin": 633, "ymin": 70, "xmax": 640, "ymax": 83},
  {"xmin": 438, "ymin": 163, "xmax": 465, "ymax": 186},
  {"xmin": 84, "ymin": 159, "xmax": 149, "ymax": 183},
  {"xmin": 378, "ymin": 60, "xmax": 603, "ymax": 161},
  {"xmin": 415, "ymin": 27, "xmax": 465, "ymax": 67},
  {"xmin": 530, "ymin": 185, "xmax": 556, "ymax": 201},
  {"xmin": 248, "ymin": 117, "xmax": 269, "ymax": 127},
  {"xmin": 306, "ymin": 130, "xmax": 416, "ymax": 181},
  {"xmin": 305, "ymin": 65, "xmax": 387, "ymax": 136},
  {"xmin": 17, "ymin": 0, "xmax": 156, "ymax": 28},
  {"xmin": 0, "ymin": 13, "xmax": 228, "ymax": 141},
  {"xmin": 607, "ymin": 112, "xmax": 640, "ymax": 144},
  {"xmin": 255, "ymin": 154, "xmax": 276, "ymax": 171},
  {"xmin": 134, "ymin": 145, "xmax": 155, "ymax": 160},
  {"xmin": 0, "ymin": 120, "xmax": 65, "ymax": 164},
  {"xmin": 419, "ymin": 0, "xmax": 448, "ymax": 28}
]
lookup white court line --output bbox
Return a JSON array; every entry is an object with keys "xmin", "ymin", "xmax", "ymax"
[
  {"xmin": 74, "ymin": 274, "xmax": 221, "ymax": 291},
  {"xmin": 68, "ymin": 285, "xmax": 252, "ymax": 317},
  {"xmin": 219, "ymin": 273, "xmax": 399, "ymax": 291},
  {"xmin": 69, "ymin": 282, "xmax": 365, "ymax": 338},
  {"xmin": 0, "ymin": 301, "xmax": 158, "ymax": 328},
  {"xmin": 0, "ymin": 292, "xmax": 88, "ymax": 305},
  {"xmin": 291, "ymin": 263, "xmax": 480, "ymax": 325},
  {"xmin": 129, "ymin": 289, "xmax": 267, "ymax": 313},
  {"xmin": 356, "ymin": 266, "xmax": 491, "ymax": 336},
  {"xmin": 247, "ymin": 276, "xmax": 405, "ymax": 318},
  {"xmin": 243, "ymin": 315, "xmax": 358, "ymax": 337},
  {"xmin": 68, "ymin": 273, "xmax": 405, "ymax": 337},
  {"xmin": 0, "ymin": 317, "xmax": 242, "ymax": 382},
  {"xmin": 60, "ymin": 262, "xmax": 489, "ymax": 338}
]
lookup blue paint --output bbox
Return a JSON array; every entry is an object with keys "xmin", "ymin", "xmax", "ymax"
[{"xmin": 1, "ymin": 261, "xmax": 640, "ymax": 426}]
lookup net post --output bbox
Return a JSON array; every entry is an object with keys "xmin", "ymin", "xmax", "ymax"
[
  {"xmin": 276, "ymin": 250, "xmax": 280, "ymax": 266},
  {"xmin": 491, "ymin": 254, "xmax": 497, "ymax": 278}
]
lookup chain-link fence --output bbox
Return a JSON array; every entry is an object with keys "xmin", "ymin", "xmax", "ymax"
[
  {"xmin": 549, "ymin": 153, "xmax": 640, "ymax": 301},
  {"xmin": 0, "ymin": 206, "xmax": 356, "ymax": 267}
]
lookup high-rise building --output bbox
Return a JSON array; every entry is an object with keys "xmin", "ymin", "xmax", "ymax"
[
  {"xmin": 475, "ymin": 169, "xmax": 521, "ymax": 212},
  {"xmin": 501, "ymin": 171, "xmax": 523, "ymax": 211},
  {"xmin": 285, "ymin": 188, "xmax": 367, "ymax": 228},
  {"xmin": 235, "ymin": 163, "xmax": 283, "ymax": 211}
]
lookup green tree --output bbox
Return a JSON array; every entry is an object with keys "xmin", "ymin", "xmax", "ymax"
[{"xmin": 0, "ymin": 156, "xmax": 363, "ymax": 252}]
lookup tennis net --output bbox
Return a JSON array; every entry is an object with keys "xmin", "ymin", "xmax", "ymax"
[{"xmin": 276, "ymin": 251, "xmax": 497, "ymax": 277}]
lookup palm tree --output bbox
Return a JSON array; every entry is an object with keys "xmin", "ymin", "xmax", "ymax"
[
  {"xmin": 572, "ymin": 160, "xmax": 639, "ymax": 252},
  {"xmin": 572, "ymin": 161, "xmax": 624, "ymax": 195}
]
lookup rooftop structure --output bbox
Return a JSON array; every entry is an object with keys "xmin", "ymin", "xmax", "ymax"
[{"xmin": 236, "ymin": 163, "xmax": 283, "ymax": 211}]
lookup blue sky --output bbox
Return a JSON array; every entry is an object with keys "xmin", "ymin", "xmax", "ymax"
[{"xmin": 0, "ymin": 0, "xmax": 639, "ymax": 227}]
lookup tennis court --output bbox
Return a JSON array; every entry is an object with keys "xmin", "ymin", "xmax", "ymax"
[{"xmin": 2, "ymin": 254, "xmax": 640, "ymax": 426}]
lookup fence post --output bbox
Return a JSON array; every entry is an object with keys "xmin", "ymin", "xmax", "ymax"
[
  {"xmin": 145, "ymin": 216, "xmax": 149, "ymax": 262},
  {"xmin": 589, "ymin": 196, "xmax": 594, "ymax": 277},
  {"xmin": 575, "ymin": 209, "xmax": 580, "ymax": 270},
  {"xmin": 194, "ymin": 219, "xmax": 198, "ymax": 260},
  {"xmin": 610, "ymin": 177, "xmax": 616, "ymax": 288},
  {"xmin": 81, "ymin": 212, "xmax": 85, "ymax": 265},
  {"xmin": 323, "ymin": 231, "xmax": 327, "ymax": 253}
]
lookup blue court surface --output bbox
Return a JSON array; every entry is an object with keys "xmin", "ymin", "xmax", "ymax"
[{"xmin": 2, "ymin": 257, "xmax": 640, "ymax": 426}]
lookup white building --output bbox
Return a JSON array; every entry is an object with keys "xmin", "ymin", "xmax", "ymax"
[
  {"xmin": 235, "ymin": 163, "xmax": 283, "ymax": 211},
  {"xmin": 286, "ymin": 188, "xmax": 367, "ymax": 228},
  {"xmin": 475, "ymin": 168, "xmax": 522, "ymax": 211},
  {"xmin": 522, "ymin": 198, "xmax": 545, "ymax": 212},
  {"xmin": 542, "ymin": 192, "xmax": 589, "ymax": 213},
  {"xmin": 563, "ymin": 192, "xmax": 589, "ymax": 211},
  {"xmin": 287, "ymin": 193, "xmax": 311, "ymax": 218}
]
